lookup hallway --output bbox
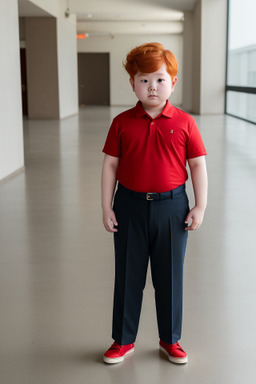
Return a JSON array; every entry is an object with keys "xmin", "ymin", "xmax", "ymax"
[{"xmin": 0, "ymin": 106, "xmax": 256, "ymax": 384}]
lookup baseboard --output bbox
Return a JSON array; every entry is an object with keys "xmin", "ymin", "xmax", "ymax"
[{"xmin": 0, "ymin": 166, "xmax": 25, "ymax": 185}]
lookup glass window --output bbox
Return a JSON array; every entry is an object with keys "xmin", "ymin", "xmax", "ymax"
[
  {"xmin": 226, "ymin": 0, "xmax": 256, "ymax": 124},
  {"xmin": 226, "ymin": 92, "xmax": 256, "ymax": 123},
  {"xmin": 227, "ymin": 0, "xmax": 256, "ymax": 87}
]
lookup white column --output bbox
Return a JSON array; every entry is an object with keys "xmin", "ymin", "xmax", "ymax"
[
  {"xmin": 26, "ymin": 15, "xmax": 78, "ymax": 120},
  {"xmin": 0, "ymin": 0, "xmax": 24, "ymax": 181},
  {"xmin": 200, "ymin": 0, "xmax": 227, "ymax": 114},
  {"xmin": 26, "ymin": 17, "xmax": 60, "ymax": 119},
  {"xmin": 183, "ymin": 11, "xmax": 195, "ymax": 113},
  {"xmin": 57, "ymin": 14, "xmax": 79, "ymax": 119},
  {"xmin": 183, "ymin": 0, "xmax": 227, "ymax": 114}
]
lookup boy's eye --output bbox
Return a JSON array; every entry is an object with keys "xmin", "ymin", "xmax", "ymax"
[
  {"xmin": 141, "ymin": 79, "xmax": 148, "ymax": 83},
  {"xmin": 158, "ymin": 78, "xmax": 164, "ymax": 83}
]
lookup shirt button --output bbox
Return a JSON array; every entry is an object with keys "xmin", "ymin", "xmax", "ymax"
[{"xmin": 151, "ymin": 122, "xmax": 154, "ymax": 126}]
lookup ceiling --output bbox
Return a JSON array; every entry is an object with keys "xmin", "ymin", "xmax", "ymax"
[
  {"xmin": 18, "ymin": 0, "xmax": 51, "ymax": 17},
  {"xmin": 18, "ymin": 0, "xmax": 198, "ymax": 35},
  {"xmin": 18, "ymin": 0, "xmax": 198, "ymax": 19},
  {"xmin": 72, "ymin": 0, "xmax": 193, "ymax": 21}
]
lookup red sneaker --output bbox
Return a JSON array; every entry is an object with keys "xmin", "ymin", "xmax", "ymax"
[
  {"xmin": 103, "ymin": 342, "xmax": 135, "ymax": 364},
  {"xmin": 159, "ymin": 340, "xmax": 188, "ymax": 364}
]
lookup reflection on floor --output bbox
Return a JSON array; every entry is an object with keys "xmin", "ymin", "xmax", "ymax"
[{"xmin": 0, "ymin": 106, "xmax": 256, "ymax": 384}]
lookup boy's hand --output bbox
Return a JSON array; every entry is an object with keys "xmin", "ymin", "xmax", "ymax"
[
  {"xmin": 103, "ymin": 208, "xmax": 118, "ymax": 233},
  {"xmin": 185, "ymin": 206, "xmax": 205, "ymax": 231}
]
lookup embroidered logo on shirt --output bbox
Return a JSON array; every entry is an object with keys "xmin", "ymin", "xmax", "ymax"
[{"xmin": 170, "ymin": 130, "xmax": 174, "ymax": 134}]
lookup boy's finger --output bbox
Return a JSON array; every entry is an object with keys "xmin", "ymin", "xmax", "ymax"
[
  {"xmin": 111, "ymin": 213, "xmax": 118, "ymax": 226},
  {"xmin": 185, "ymin": 222, "xmax": 201, "ymax": 231},
  {"xmin": 109, "ymin": 219, "xmax": 118, "ymax": 232},
  {"xmin": 185, "ymin": 214, "xmax": 192, "ymax": 224},
  {"xmin": 105, "ymin": 224, "xmax": 118, "ymax": 233},
  {"xmin": 185, "ymin": 224, "xmax": 194, "ymax": 231},
  {"xmin": 110, "ymin": 219, "xmax": 118, "ymax": 228}
]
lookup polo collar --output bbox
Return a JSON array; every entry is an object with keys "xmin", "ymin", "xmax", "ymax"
[{"xmin": 135, "ymin": 100, "xmax": 174, "ymax": 119}]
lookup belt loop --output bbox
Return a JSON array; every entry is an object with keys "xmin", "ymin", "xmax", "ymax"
[{"xmin": 170, "ymin": 190, "xmax": 173, "ymax": 199}]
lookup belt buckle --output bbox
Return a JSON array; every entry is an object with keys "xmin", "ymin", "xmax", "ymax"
[{"xmin": 146, "ymin": 193, "xmax": 154, "ymax": 201}]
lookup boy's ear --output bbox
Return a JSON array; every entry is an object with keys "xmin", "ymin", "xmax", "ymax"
[
  {"xmin": 129, "ymin": 78, "xmax": 135, "ymax": 91},
  {"xmin": 171, "ymin": 76, "xmax": 178, "ymax": 91}
]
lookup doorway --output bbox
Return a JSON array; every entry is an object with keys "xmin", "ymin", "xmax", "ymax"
[
  {"xmin": 78, "ymin": 53, "xmax": 110, "ymax": 106},
  {"xmin": 20, "ymin": 48, "xmax": 28, "ymax": 116}
]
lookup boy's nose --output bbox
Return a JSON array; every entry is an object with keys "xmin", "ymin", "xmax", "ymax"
[{"xmin": 148, "ymin": 84, "xmax": 156, "ymax": 91}]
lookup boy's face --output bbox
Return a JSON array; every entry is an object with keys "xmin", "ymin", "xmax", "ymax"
[{"xmin": 130, "ymin": 63, "xmax": 177, "ymax": 111}]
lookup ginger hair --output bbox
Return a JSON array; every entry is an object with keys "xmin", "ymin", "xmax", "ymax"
[{"xmin": 124, "ymin": 42, "xmax": 178, "ymax": 80}]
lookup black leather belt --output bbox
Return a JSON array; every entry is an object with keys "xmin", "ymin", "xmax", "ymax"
[{"xmin": 118, "ymin": 183, "xmax": 185, "ymax": 200}]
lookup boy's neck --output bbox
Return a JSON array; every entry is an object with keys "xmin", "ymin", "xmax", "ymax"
[{"xmin": 141, "ymin": 100, "xmax": 167, "ymax": 119}]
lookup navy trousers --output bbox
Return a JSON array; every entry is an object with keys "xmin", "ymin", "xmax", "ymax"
[{"xmin": 112, "ymin": 183, "xmax": 189, "ymax": 345}]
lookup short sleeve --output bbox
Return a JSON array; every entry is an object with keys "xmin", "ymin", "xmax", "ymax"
[
  {"xmin": 186, "ymin": 119, "xmax": 207, "ymax": 159},
  {"xmin": 102, "ymin": 118, "xmax": 121, "ymax": 158}
]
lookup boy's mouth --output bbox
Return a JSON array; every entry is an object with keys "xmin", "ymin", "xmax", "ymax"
[{"xmin": 148, "ymin": 94, "xmax": 157, "ymax": 98}]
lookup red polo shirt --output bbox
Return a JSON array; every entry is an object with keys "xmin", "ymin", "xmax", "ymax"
[{"xmin": 103, "ymin": 100, "xmax": 207, "ymax": 193}]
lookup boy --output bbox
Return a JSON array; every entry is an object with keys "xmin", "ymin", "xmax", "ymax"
[{"xmin": 101, "ymin": 42, "xmax": 207, "ymax": 365}]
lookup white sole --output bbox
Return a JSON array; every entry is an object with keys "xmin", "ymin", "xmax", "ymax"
[
  {"xmin": 160, "ymin": 346, "xmax": 188, "ymax": 364},
  {"xmin": 103, "ymin": 348, "xmax": 134, "ymax": 364}
]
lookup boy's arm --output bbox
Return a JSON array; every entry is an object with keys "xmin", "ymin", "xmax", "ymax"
[
  {"xmin": 101, "ymin": 154, "xmax": 120, "ymax": 232},
  {"xmin": 185, "ymin": 156, "xmax": 208, "ymax": 231}
]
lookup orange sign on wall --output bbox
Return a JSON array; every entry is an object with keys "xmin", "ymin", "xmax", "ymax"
[{"xmin": 77, "ymin": 34, "xmax": 87, "ymax": 39}]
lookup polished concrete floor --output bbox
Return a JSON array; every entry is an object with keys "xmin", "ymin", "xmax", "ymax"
[{"xmin": 0, "ymin": 106, "xmax": 256, "ymax": 384}]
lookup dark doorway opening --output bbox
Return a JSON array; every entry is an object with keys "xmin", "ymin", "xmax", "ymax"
[
  {"xmin": 20, "ymin": 48, "xmax": 28, "ymax": 116},
  {"xmin": 78, "ymin": 52, "xmax": 110, "ymax": 106}
]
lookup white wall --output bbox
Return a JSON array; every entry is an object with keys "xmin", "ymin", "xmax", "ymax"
[
  {"xmin": 193, "ymin": 0, "xmax": 202, "ymax": 114},
  {"xmin": 57, "ymin": 14, "xmax": 79, "ymax": 119},
  {"xmin": 24, "ymin": 14, "xmax": 78, "ymax": 120},
  {"xmin": 0, "ymin": 0, "xmax": 24, "ymax": 181},
  {"xmin": 183, "ymin": 2, "xmax": 202, "ymax": 114},
  {"xmin": 27, "ymin": 0, "xmax": 79, "ymax": 119},
  {"xmin": 77, "ymin": 34, "xmax": 183, "ymax": 107},
  {"xmin": 200, "ymin": 0, "xmax": 227, "ymax": 114},
  {"xmin": 77, "ymin": 21, "xmax": 183, "ymax": 35},
  {"xmin": 26, "ymin": 17, "xmax": 60, "ymax": 119},
  {"xmin": 183, "ymin": 0, "xmax": 227, "ymax": 114},
  {"xmin": 29, "ymin": 0, "xmax": 60, "ymax": 18},
  {"xmin": 183, "ymin": 11, "xmax": 194, "ymax": 112}
]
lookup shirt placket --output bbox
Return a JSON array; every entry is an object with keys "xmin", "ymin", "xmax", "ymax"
[{"xmin": 149, "ymin": 120, "xmax": 156, "ymax": 138}]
